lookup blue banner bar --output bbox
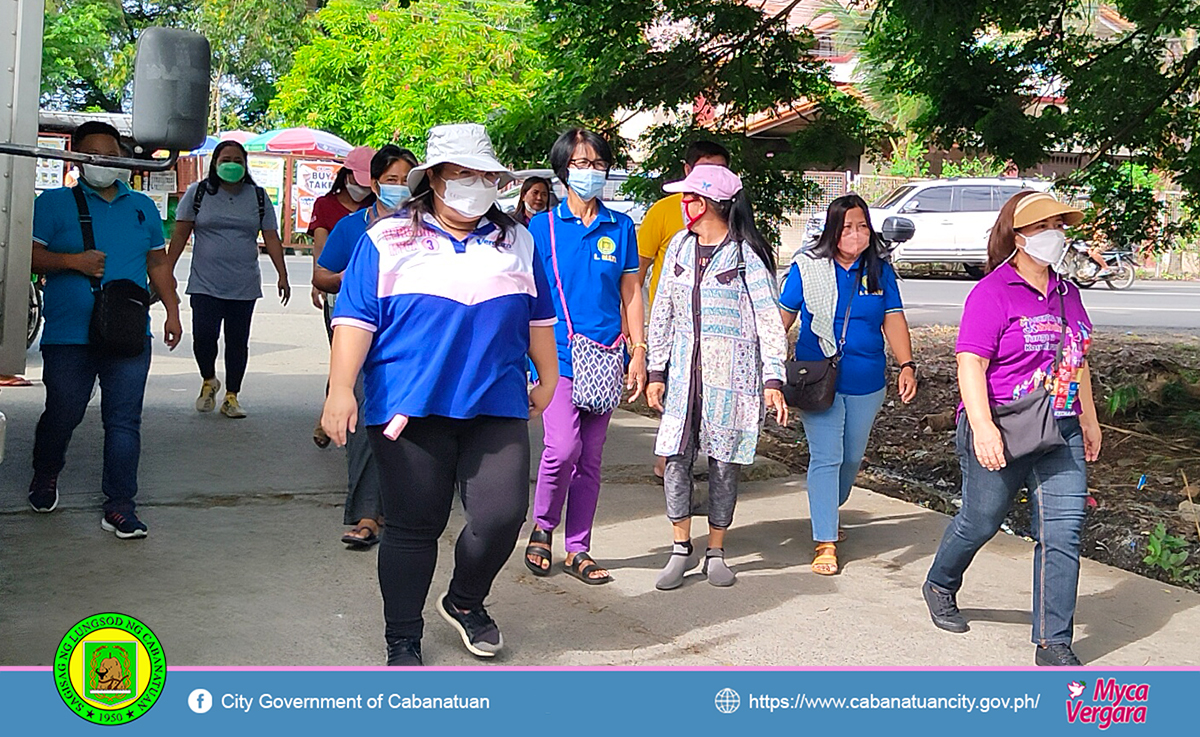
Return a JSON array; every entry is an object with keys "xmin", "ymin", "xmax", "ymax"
[{"xmin": 3, "ymin": 668, "xmax": 1194, "ymax": 734}]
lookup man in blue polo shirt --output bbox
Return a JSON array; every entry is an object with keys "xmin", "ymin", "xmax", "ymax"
[{"xmin": 27, "ymin": 121, "xmax": 182, "ymax": 539}]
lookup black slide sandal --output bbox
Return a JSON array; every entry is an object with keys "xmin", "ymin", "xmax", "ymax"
[
  {"xmin": 564, "ymin": 552, "xmax": 612, "ymax": 585},
  {"xmin": 524, "ymin": 528, "xmax": 553, "ymax": 576}
]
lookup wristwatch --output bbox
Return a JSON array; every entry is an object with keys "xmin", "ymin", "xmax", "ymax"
[{"xmin": 899, "ymin": 361, "xmax": 917, "ymax": 374}]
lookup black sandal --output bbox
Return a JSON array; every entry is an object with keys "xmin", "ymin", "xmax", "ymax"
[
  {"xmin": 564, "ymin": 552, "xmax": 612, "ymax": 585},
  {"xmin": 524, "ymin": 528, "xmax": 552, "ymax": 576}
]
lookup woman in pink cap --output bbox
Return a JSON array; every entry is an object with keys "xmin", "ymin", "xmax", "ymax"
[
  {"xmin": 311, "ymin": 146, "xmax": 375, "ymax": 446},
  {"xmin": 646, "ymin": 164, "xmax": 789, "ymax": 589}
]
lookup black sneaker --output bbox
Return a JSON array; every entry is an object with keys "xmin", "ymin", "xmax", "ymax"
[
  {"xmin": 1036, "ymin": 643, "xmax": 1083, "ymax": 667},
  {"xmin": 437, "ymin": 593, "xmax": 503, "ymax": 658},
  {"xmin": 101, "ymin": 511, "xmax": 148, "ymax": 539},
  {"xmin": 922, "ymin": 581, "xmax": 969, "ymax": 633},
  {"xmin": 386, "ymin": 637, "xmax": 423, "ymax": 667},
  {"xmin": 28, "ymin": 473, "xmax": 59, "ymax": 513}
]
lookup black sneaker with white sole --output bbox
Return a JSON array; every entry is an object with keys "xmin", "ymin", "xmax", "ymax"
[
  {"xmin": 28, "ymin": 473, "xmax": 59, "ymax": 513},
  {"xmin": 101, "ymin": 511, "xmax": 148, "ymax": 539},
  {"xmin": 437, "ymin": 593, "xmax": 503, "ymax": 658}
]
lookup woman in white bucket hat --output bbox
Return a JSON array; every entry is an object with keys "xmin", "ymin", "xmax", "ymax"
[{"xmin": 323, "ymin": 123, "xmax": 560, "ymax": 666}]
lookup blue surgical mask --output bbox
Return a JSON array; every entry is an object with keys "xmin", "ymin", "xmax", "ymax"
[
  {"xmin": 376, "ymin": 183, "xmax": 410, "ymax": 210},
  {"xmin": 567, "ymin": 168, "xmax": 607, "ymax": 201}
]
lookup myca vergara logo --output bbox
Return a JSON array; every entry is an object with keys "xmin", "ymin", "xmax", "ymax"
[
  {"xmin": 1066, "ymin": 678, "xmax": 1148, "ymax": 730},
  {"xmin": 54, "ymin": 613, "xmax": 166, "ymax": 726}
]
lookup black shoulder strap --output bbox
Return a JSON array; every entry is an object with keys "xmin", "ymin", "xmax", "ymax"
[
  {"xmin": 71, "ymin": 186, "xmax": 101, "ymax": 291},
  {"xmin": 192, "ymin": 182, "xmax": 206, "ymax": 215},
  {"xmin": 255, "ymin": 186, "xmax": 265, "ymax": 227}
]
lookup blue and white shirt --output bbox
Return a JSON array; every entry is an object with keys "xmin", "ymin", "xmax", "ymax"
[
  {"xmin": 528, "ymin": 201, "xmax": 639, "ymax": 378},
  {"xmin": 331, "ymin": 211, "xmax": 557, "ymax": 425}
]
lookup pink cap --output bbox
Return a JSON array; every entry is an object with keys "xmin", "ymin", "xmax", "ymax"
[
  {"xmin": 662, "ymin": 164, "xmax": 742, "ymax": 200},
  {"xmin": 343, "ymin": 146, "xmax": 375, "ymax": 187}
]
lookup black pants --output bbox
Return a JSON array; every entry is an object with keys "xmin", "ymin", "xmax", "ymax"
[
  {"xmin": 369, "ymin": 415, "xmax": 530, "ymax": 641},
  {"xmin": 190, "ymin": 294, "xmax": 256, "ymax": 393}
]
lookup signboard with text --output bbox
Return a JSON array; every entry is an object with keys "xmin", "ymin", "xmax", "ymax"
[{"xmin": 293, "ymin": 160, "xmax": 341, "ymax": 233}]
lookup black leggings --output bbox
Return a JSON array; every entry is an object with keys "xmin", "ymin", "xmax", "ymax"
[
  {"xmin": 369, "ymin": 415, "xmax": 530, "ymax": 641},
  {"xmin": 190, "ymin": 294, "xmax": 256, "ymax": 393}
]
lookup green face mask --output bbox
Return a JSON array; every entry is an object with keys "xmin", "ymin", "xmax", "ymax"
[{"xmin": 216, "ymin": 162, "xmax": 245, "ymax": 183}]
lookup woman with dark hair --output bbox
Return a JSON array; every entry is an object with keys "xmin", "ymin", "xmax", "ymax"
[
  {"xmin": 168, "ymin": 140, "xmax": 290, "ymax": 419},
  {"xmin": 323, "ymin": 123, "xmax": 559, "ymax": 665},
  {"xmin": 779, "ymin": 194, "xmax": 917, "ymax": 575},
  {"xmin": 310, "ymin": 147, "xmax": 375, "ymax": 446},
  {"xmin": 513, "ymin": 176, "xmax": 551, "ymax": 225},
  {"xmin": 523, "ymin": 128, "xmax": 647, "ymax": 585},
  {"xmin": 923, "ymin": 191, "xmax": 1101, "ymax": 667},
  {"xmin": 645, "ymin": 165, "xmax": 788, "ymax": 588},
  {"xmin": 312, "ymin": 144, "xmax": 419, "ymax": 548}
]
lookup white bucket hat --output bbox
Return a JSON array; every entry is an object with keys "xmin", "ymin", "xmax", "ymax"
[{"xmin": 407, "ymin": 123, "xmax": 513, "ymax": 191}]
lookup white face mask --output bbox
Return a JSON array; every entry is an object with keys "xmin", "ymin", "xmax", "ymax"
[
  {"xmin": 81, "ymin": 164, "xmax": 124, "ymax": 189},
  {"xmin": 345, "ymin": 182, "xmax": 372, "ymax": 202},
  {"xmin": 439, "ymin": 178, "xmax": 498, "ymax": 219},
  {"xmin": 1019, "ymin": 229, "xmax": 1067, "ymax": 271}
]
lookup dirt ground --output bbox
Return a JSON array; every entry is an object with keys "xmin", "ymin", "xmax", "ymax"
[{"xmin": 627, "ymin": 326, "xmax": 1200, "ymax": 592}]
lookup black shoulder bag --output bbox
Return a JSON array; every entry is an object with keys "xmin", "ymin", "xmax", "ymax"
[
  {"xmin": 782, "ymin": 262, "xmax": 860, "ymax": 412},
  {"xmin": 73, "ymin": 187, "xmax": 150, "ymax": 359},
  {"xmin": 979, "ymin": 285, "xmax": 1069, "ymax": 461}
]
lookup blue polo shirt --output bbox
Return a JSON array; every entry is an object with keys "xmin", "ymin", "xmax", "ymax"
[
  {"xmin": 32, "ymin": 182, "xmax": 165, "ymax": 346},
  {"xmin": 332, "ymin": 211, "xmax": 557, "ymax": 425},
  {"xmin": 779, "ymin": 257, "xmax": 904, "ymax": 396},
  {"xmin": 317, "ymin": 206, "xmax": 376, "ymax": 274},
  {"xmin": 528, "ymin": 201, "xmax": 639, "ymax": 378}
]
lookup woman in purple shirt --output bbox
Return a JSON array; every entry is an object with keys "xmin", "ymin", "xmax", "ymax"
[{"xmin": 922, "ymin": 191, "xmax": 1103, "ymax": 667}]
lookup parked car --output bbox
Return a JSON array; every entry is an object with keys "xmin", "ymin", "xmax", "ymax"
[
  {"xmin": 804, "ymin": 177, "xmax": 1053, "ymax": 277},
  {"xmin": 500, "ymin": 168, "xmax": 647, "ymax": 225}
]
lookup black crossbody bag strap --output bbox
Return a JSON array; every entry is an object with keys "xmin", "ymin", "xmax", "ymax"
[{"xmin": 72, "ymin": 186, "xmax": 101, "ymax": 292}]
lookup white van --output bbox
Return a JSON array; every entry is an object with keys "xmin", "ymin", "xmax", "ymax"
[{"xmin": 805, "ymin": 177, "xmax": 1052, "ymax": 277}]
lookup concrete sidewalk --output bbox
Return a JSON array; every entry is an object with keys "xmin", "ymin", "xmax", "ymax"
[{"xmin": 2, "ymin": 293, "xmax": 1198, "ymax": 667}]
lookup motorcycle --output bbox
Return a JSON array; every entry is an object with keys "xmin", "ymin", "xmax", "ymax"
[{"xmin": 1062, "ymin": 240, "xmax": 1136, "ymax": 290}]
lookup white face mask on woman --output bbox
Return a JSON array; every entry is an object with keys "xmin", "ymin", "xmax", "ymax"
[
  {"xmin": 439, "ymin": 178, "xmax": 498, "ymax": 219},
  {"xmin": 1019, "ymin": 229, "xmax": 1067, "ymax": 271},
  {"xmin": 345, "ymin": 182, "xmax": 372, "ymax": 202}
]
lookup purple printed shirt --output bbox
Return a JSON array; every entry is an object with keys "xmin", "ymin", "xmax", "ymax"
[{"xmin": 956, "ymin": 262, "xmax": 1093, "ymax": 417}]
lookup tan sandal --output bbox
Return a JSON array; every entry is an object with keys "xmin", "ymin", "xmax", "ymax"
[{"xmin": 812, "ymin": 543, "xmax": 839, "ymax": 576}]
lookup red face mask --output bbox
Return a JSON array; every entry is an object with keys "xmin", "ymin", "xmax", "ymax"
[{"xmin": 682, "ymin": 197, "xmax": 707, "ymax": 230}]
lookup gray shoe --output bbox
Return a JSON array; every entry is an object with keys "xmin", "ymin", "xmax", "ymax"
[
  {"xmin": 922, "ymin": 581, "xmax": 969, "ymax": 633},
  {"xmin": 655, "ymin": 541, "xmax": 700, "ymax": 590},
  {"xmin": 703, "ymin": 549, "xmax": 737, "ymax": 587}
]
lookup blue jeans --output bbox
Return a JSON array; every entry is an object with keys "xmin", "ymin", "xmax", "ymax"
[
  {"xmin": 800, "ymin": 388, "xmax": 886, "ymax": 543},
  {"xmin": 927, "ymin": 415, "xmax": 1087, "ymax": 646},
  {"xmin": 32, "ymin": 341, "xmax": 152, "ymax": 514}
]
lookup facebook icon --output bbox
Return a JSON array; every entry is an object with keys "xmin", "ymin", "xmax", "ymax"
[{"xmin": 188, "ymin": 689, "xmax": 213, "ymax": 714}]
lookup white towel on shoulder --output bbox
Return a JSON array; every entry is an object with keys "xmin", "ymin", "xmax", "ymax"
[{"xmin": 791, "ymin": 251, "xmax": 838, "ymax": 358}]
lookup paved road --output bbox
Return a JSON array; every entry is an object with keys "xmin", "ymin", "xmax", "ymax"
[
  {"xmin": 3, "ymin": 255, "xmax": 1199, "ymax": 667},
  {"xmin": 174, "ymin": 255, "xmax": 1200, "ymax": 330},
  {"xmin": 899, "ymin": 276, "xmax": 1200, "ymax": 329}
]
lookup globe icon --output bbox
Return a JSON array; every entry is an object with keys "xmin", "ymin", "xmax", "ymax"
[{"xmin": 714, "ymin": 688, "xmax": 740, "ymax": 714}]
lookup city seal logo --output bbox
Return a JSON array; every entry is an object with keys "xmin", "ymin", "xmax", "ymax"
[
  {"xmin": 54, "ymin": 613, "xmax": 166, "ymax": 726},
  {"xmin": 595, "ymin": 236, "xmax": 618, "ymax": 263}
]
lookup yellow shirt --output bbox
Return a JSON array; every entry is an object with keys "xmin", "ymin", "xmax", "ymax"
[{"xmin": 637, "ymin": 193, "xmax": 685, "ymax": 305}]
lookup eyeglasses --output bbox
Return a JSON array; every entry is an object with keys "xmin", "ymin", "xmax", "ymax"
[
  {"xmin": 567, "ymin": 158, "xmax": 610, "ymax": 172},
  {"xmin": 440, "ymin": 166, "xmax": 502, "ymax": 186}
]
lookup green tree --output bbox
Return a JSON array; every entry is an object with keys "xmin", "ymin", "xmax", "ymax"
[
  {"xmin": 864, "ymin": 1, "xmax": 1200, "ymax": 249},
  {"xmin": 271, "ymin": 0, "xmax": 545, "ymax": 152},
  {"xmin": 195, "ymin": 0, "xmax": 311, "ymax": 129},
  {"xmin": 494, "ymin": 0, "xmax": 880, "ymax": 245}
]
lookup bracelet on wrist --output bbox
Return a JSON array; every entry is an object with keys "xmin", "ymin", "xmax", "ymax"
[
  {"xmin": 631, "ymin": 342, "xmax": 648, "ymax": 353},
  {"xmin": 899, "ymin": 361, "xmax": 917, "ymax": 373}
]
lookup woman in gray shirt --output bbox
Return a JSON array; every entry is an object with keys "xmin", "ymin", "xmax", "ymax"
[{"xmin": 168, "ymin": 141, "xmax": 291, "ymax": 418}]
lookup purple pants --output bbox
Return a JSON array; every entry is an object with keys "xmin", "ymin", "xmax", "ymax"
[{"xmin": 533, "ymin": 377, "xmax": 614, "ymax": 553}]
